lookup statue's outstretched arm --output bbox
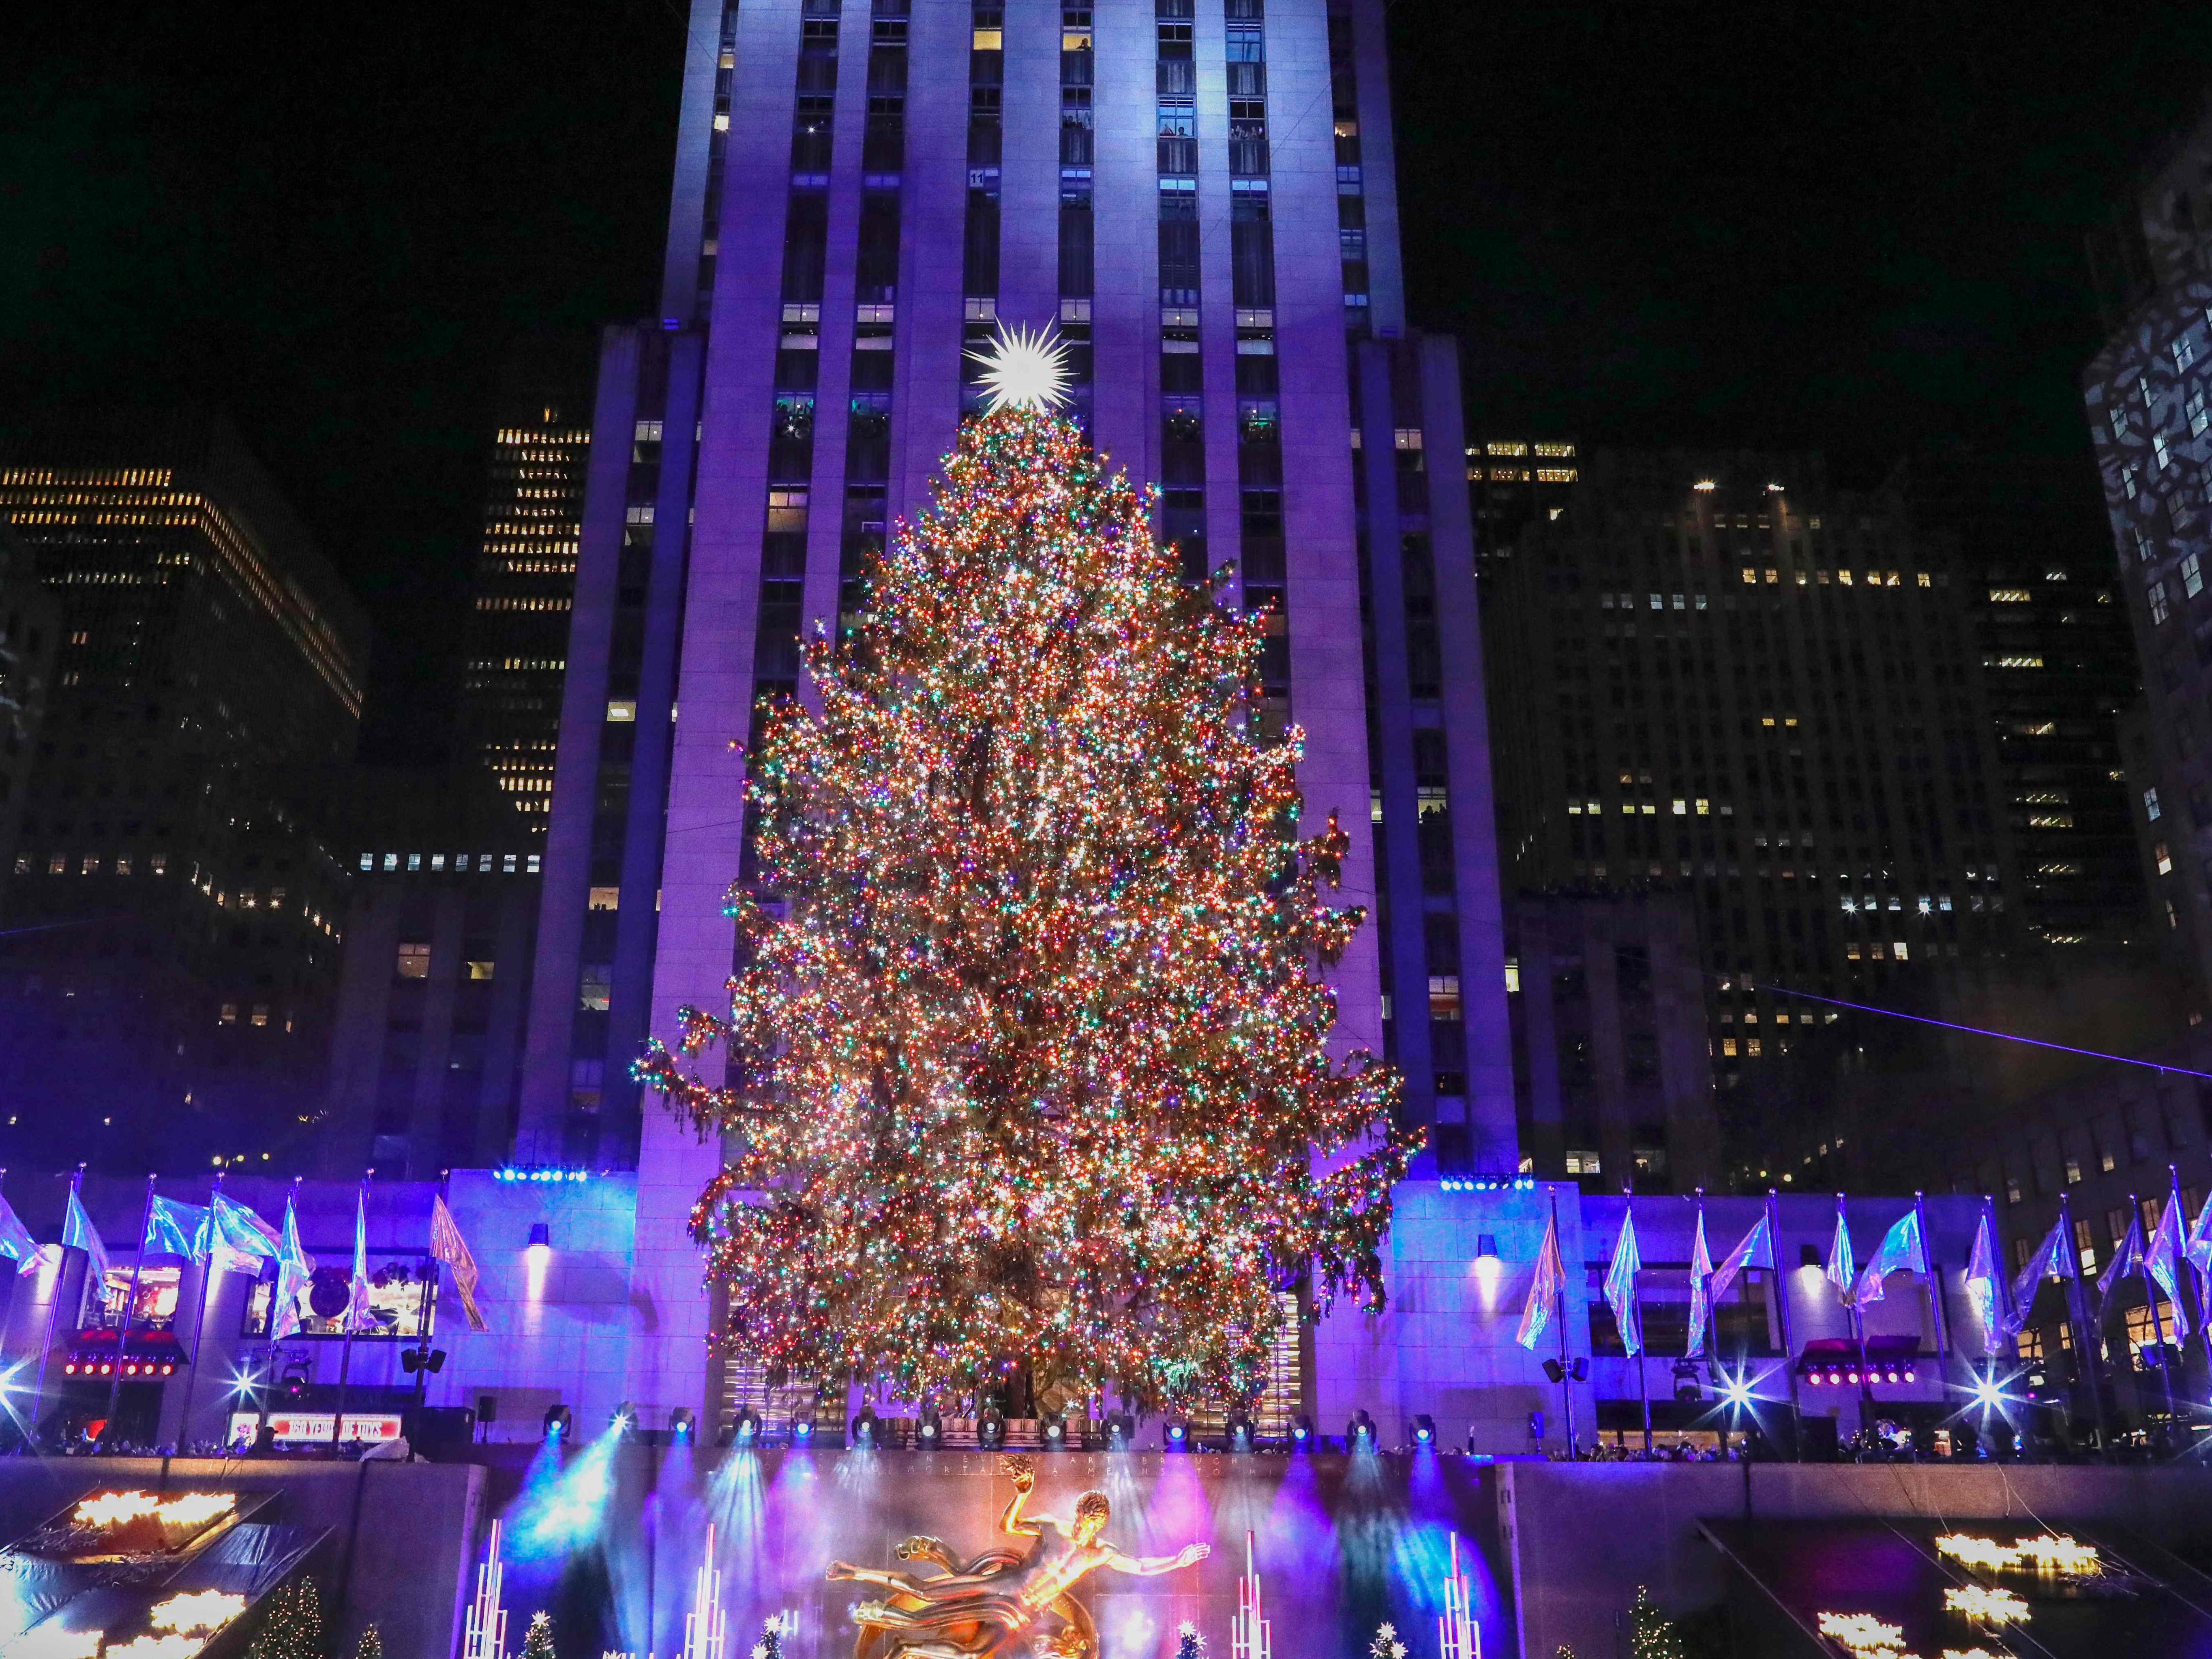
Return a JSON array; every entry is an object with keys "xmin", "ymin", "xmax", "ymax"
[
  {"xmin": 998, "ymin": 1454, "xmax": 1052, "ymax": 1538},
  {"xmin": 1104, "ymin": 1542, "xmax": 1209, "ymax": 1576}
]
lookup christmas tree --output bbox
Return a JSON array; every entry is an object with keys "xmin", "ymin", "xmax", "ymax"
[
  {"xmin": 638, "ymin": 363, "xmax": 1410, "ymax": 1408},
  {"xmin": 1173, "ymin": 1620, "xmax": 1206, "ymax": 1659},
  {"xmin": 750, "ymin": 1616, "xmax": 785, "ymax": 1659},
  {"xmin": 1626, "ymin": 1587, "xmax": 1683, "ymax": 1659},
  {"xmin": 353, "ymin": 1626, "xmax": 384, "ymax": 1659},
  {"xmin": 519, "ymin": 1610, "xmax": 558, "ymax": 1659},
  {"xmin": 247, "ymin": 1576, "xmax": 322, "ymax": 1659}
]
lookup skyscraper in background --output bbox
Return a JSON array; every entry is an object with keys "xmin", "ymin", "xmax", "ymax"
[
  {"xmin": 2084, "ymin": 101, "xmax": 2212, "ymax": 992},
  {"xmin": 509, "ymin": 0, "xmax": 1513, "ymax": 1430},
  {"xmin": 454, "ymin": 381, "xmax": 592, "ymax": 833},
  {"xmin": 0, "ymin": 411, "xmax": 371, "ymax": 1172}
]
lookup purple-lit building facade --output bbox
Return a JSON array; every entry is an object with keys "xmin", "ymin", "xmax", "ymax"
[{"xmin": 506, "ymin": 0, "xmax": 1515, "ymax": 1432}]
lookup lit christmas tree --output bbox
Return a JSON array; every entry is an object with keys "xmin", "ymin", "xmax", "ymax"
[
  {"xmin": 354, "ymin": 1626, "xmax": 384, "ymax": 1659},
  {"xmin": 750, "ymin": 1616, "xmax": 784, "ymax": 1659},
  {"xmin": 246, "ymin": 1577, "xmax": 322, "ymax": 1659},
  {"xmin": 1173, "ymin": 1620, "xmax": 1207, "ymax": 1659},
  {"xmin": 639, "ymin": 367, "xmax": 1410, "ymax": 1408},
  {"xmin": 519, "ymin": 1611, "xmax": 559, "ymax": 1659},
  {"xmin": 1626, "ymin": 1587, "xmax": 1683, "ymax": 1659}
]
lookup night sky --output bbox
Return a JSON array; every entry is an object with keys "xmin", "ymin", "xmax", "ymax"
[{"xmin": 5, "ymin": 3, "xmax": 2210, "ymax": 756}]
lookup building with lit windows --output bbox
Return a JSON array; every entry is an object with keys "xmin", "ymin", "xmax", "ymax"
[
  {"xmin": 0, "ymin": 410, "xmax": 371, "ymax": 1173},
  {"xmin": 1483, "ymin": 449, "xmax": 2023, "ymax": 1184},
  {"xmin": 504, "ymin": 0, "xmax": 1514, "ymax": 1432},
  {"xmin": 1468, "ymin": 436, "xmax": 1578, "ymax": 576},
  {"xmin": 2083, "ymin": 100, "xmax": 2212, "ymax": 992},
  {"xmin": 454, "ymin": 391, "xmax": 592, "ymax": 832}
]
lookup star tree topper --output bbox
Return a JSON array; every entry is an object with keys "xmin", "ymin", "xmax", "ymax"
[{"xmin": 967, "ymin": 322, "xmax": 1073, "ymax": 415}]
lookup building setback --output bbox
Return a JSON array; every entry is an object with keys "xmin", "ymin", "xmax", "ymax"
[
  {"xmin": 0, "ymin": 412, "xmax": 370, "ymax": 1174},
  {"xmin": 508, "ymin": 0, "xmax": 1515, "ymax": 1432},
  {"xmin": 2083, "ymin": 101, "xmax": 2212, "ymax": 993},
  {"xmin": 1483, "ymin": 450, "xmax": 2022, "ymax": 1182}
]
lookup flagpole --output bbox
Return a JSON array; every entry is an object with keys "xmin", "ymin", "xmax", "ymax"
[
  {"xmin": 2135, "ymin": 1188, "xmax": 2178, "ymax": 1433},
  {"xmin": 415, "ymin": 1170, "xmax": 450, "ymax": 1409},
  {"xmin": 2187, "ymin": 1172, "xmax": 2212, "ymax": 1398},
  {"xmin": 1625, "ymin": 1185, "xmax": 1650, "ymax": 1456},
  {"xmin": 29, "ymin": 1165, "xmax": 87, "ymax": 1448},
  {"xmin": 0, "ymin": 1167, "xmax": 17, "ymax": 1348},
  {"xmin": 1839, "ymin": 1194, "xmax": 1872, "ymax": 1430},
  {"xmin": 103, "ymin": 1175, "xmax": 159, "ymax": 1443},
  {"xmin": 173, "ymin": 1170, "xmax": 224, "ymax": 1454},
  {"xmin": 1913, "ymin": 1190, "xmax": 1951, "ymax": 1406},
  {"xmin": 261, "ymin": 1177, "xmax": 303, "ymax": 1414},
  {"xmin": 1550, "ymin": 1187, "xmax": 1575, "ymax": 1455},
  {"xmin": 334, "ymin": 1168, "xmax": 371, "ymax": 1451},
  {"xmin": 1766, "ymin": 1187, "xmax": 1801, "ymax": 1459},
  {"xmin": 2055, "ymin": 1192, "xmax": 2108, "ymax": 1458}
]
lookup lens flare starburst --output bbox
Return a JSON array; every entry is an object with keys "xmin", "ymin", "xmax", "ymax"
[{"xmin": 966, "ymin": 323, "xmax": 1072, "ymax": 414}]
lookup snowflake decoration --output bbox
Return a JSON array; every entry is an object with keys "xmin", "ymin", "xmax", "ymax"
[
  {"xmin": 1370, "ymin": 1624, "xmax": 1408, "ymax": 1659},
  {"xmin": 967, "ymin": 322, "xmax": 1072, "ymax": 414}
]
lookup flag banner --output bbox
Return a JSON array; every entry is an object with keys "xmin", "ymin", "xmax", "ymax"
[
  {"xmin": 431, "ymin": 1195, "xmax": 491, "ymax": 1334},
  {"xmin": 1852, "ymin": 1210, "xmax": 1928, "ymax": 1309},
  {"xmin": 144, "ymin": 1196, "xmax": 209, "ymax": 1259},
  {"xmin": 1706, "ymin": 1215, "xmax": 1774, "ymax": 1308},
  {"xmin": 1685, "ymin": 1209, "xmax": 1715, "ymax": 1358},
  {"xmin": 271, "ymin": 1195, "xmax": 316, "ymax": 1342},
  {"xmin": 2096, "ymin": 1217, "xmax": 2142, "ymax": 1312},
  {"xmin": 64, "ymin": 1189, "xmax": 111, "ymax": 1284},
  {"xmin": 1516, "ymin": 1212, "xmax": 1566, "ymax": 1352},
  {"xmin": 199, "ymin": 1193, "xmax": 282, "ymax": 1277},
  {"xmin": 2185, "ymin": 1191, "xmax": 2212, "ymax": 1280},
  {"xmin": 1603, "ymin": 1210, "xmax": 1642, "ymax": 1357},
  {"xmin": 1964, "ymin": 1212, "xmax": 2001, "ymax": 1341},
  {"xmin": 346, "ymin": 1188, "xmax": 374, "ymax": 1333},
  {"xmin": 1825, "ymin": 1210, "xmax": 1856, "ymax": 1305},
  {"xmin": 2144, "ymin": 1194, "xmax": 2191, "ymax": 1343},
  {"xmin": 0, "ymin": 1190, "xmax": 39, "ymax": 1265},
  {"xmin": 2004, "ymin": 1216, "xmax": 2073, "ymax": 1335}
]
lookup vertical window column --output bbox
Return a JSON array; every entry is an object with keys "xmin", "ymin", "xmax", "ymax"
[
  {"xmin": 962, "ymin": 2, "xmax": 1004, "ymax": 408},
  {"xmin": 1325, "ymin": 2, "xmax": 1369, "ymax": 327},
  {"xmin": 1057, "ymin": 6, "xmax": 1095, "ymax": 420}
]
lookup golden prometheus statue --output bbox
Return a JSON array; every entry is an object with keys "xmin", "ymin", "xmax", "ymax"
[{"xmin": 830, "ymin": 1454, "xmax": 1209, "ymax": 1659}]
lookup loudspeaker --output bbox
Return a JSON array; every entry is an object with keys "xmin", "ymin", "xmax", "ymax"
[{"xmin": 402, "ymin": 1405, "xmax": 476, "ymax": 1459}]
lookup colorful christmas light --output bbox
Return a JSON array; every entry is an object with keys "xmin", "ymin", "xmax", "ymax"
[{"xmin": 638, "ymin": 408, "xmax": 1412, "ymax": 1407}]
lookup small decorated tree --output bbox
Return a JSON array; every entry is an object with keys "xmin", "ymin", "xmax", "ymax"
[
  {"xmin": 248, "ymin": 1577, "xmax": 323, "ymax": 1659},
  {"xmin": 353, "ymin": 1627, "xmax": 384, "ymax": 1659},
  {"xmin": 1173, "ymin": 1620, "xmax": 1206, "ymax": 1659},
  {"xmin": 1627, "ymin": 1587, "xmax": 1683, "ymax": 1659},
  {"xmin": 519, "ymin": 1610, "xmax": 559, "ymax": 1659},
  {"xmin": 751, "ymin": 1617, "xmax": 785, "ymax": 1659},
  {"xmin": 1369, "ymin": 1625, "xmax": 1407, "ymax": 1659}
]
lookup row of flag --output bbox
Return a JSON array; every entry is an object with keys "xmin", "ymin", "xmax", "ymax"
[
  {"xmin": 1518, "ymin": 1176, "xmax": 2212, "ymax": 1361},
  {"xmin": 0, "ymin": 1179, "xmax": 489, "ymax": 1337}
]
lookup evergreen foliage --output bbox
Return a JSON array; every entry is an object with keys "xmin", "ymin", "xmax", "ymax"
[{"xmin": 247, "ymin": 1576, "xmax": 323, "ymax": 1659}]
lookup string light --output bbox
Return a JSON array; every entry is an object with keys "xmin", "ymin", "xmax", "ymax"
[{"xmin": 638, "ymin": 407, "xmax": 1413, "ymax": 1407}]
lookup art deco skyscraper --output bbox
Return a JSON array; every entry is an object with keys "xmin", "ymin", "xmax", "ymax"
[{"xmin": 516, "ymin": 0, "xmax": 1513, "ymax": 1430}]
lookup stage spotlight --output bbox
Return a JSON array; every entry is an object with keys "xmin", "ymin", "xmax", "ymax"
[
  {"xmin": 851, "ymin": 1407, "xmax": 880, "ymax": 1447},
  {"xmin": 1225, "ymin": 1410, "xmax": 1256, "ymax": 1451},
  {"xmin": 916, "ymin": 1407, "xmax": 943, "ymax": 1446},
  {"xmin": 1040, "ymin": 1413, "xmax": 1067, "ymax": 1449},
  {"xmin": 1719, "ymin": 1372, "xmax": 1753, "ymax": 1412},
  {"xmin": 1672, "ymin": 1361, "xmax": 1702, "ymax": 1404},
  {"xmin": 1290, "ymin": 1414, "xmax": 1314, "ymax": 1450},
  {"xmin": 671, "ymin": 1407, "xmax": 696, "ymax": 1443},
  {"xmin": 1346, "ymin": 1409, "xmax": 1377, "ymax": 1451},
  {"xmin": 792, "ymin": 1412, "xmax": 817, "ymax": 1444},
  {"xmin": 1104, "ymin": 1410, "xmax": 1134, "ymax": 1449},
  {"xmin": 977, "ymin": 1409, "xmax": 1005, "ymax": 1449},
  {"xmin": 543, "ymin": 1403, "xmax": 573, "ymax": 1440},
  {"xmin": 1411, "ymin": 1413, "xmax": 1437, "ymax": 1447},
  {"xmin": 612, "ymin": 1400, "xmax": 637, "ymax": 1434},
  {"xmin": 1164, "ymin": 1415, "xmax": 1191, "ymax": 1451},
  {"xmin": 733, "ymin": 1405, "xmax": 763, "ymax": 1443}
]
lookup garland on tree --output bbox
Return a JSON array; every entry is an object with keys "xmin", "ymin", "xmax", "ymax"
[
  {"xmin": 246, "ymin": 1576, "xmax": 322, "ymax": 1659},
  {"xmin": 353, "ymin": 1626, "xmax": 384, "ymax": 1659},
  {"xmin": 519, "ymin": 1610, "xmax": 559, "ymax": 1659},
  {"xmin": 639, "ymin": 404, "xmax": 1411, "ymax": 1406},
  {"xmin": 1627, "ymin": 1586, "xmax": 1684, "ymax": 1659}
]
